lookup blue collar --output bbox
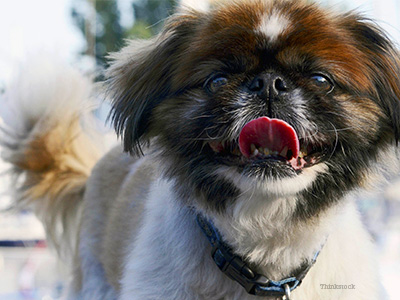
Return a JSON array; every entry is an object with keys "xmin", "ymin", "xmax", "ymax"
[{"xmin": 196, "ymin": 214, "xmax": 324, "ymax": 299}]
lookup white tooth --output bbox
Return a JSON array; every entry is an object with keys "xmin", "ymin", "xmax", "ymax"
[
  {"xmin": 280, "ymin": 146, "xmax": 288, "ymax": 157},
  {"xmin": 251, "ymin": 144, "xmax": 256, "ymax": 154},
  {"xmin": 253, "ymin": 149, "xmax": 259, "ymax": 156}
]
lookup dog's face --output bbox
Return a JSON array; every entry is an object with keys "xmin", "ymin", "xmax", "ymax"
[{"xmin": 107, "ymin": 0, "xmax": 400, "ymax": 217}]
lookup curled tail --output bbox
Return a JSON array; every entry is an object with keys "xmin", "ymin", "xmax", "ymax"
[{"xmin": 0, "ymin": 58, "xmax": 103, "ymax": 257}]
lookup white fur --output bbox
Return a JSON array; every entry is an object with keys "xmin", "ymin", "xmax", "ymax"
[
  {"xmin": 179, "ymin": 0, "xmax": 210, "ymax": 13},
  {"xmin": 257, "ymin": 11, "xmax": 291, "ymax": 42},
  {"xmin": 112, "ymin": 160, "xmax": 380, "ymax": 299},
  {"xmin": 215, "ymin": 162, "xmax": 328, "ymax": 197},
  {"xmin": 291, "ymin": 89, "xmax": 320, "ymax": 143},
  {"xmin": 0, "ymin": 56, "xmax": 94, "ymax": 134}
]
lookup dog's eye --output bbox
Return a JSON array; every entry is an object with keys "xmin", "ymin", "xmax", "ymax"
[
  {"xmin": 205, "ymin": 75, "xmax": 228, "ymax": 94},
  {"xmin": 310, "ymin": 74, "xmax": 334, "ymax": 93}
]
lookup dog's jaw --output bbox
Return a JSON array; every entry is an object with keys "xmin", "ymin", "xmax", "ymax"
[{"xmin": 215, "ymin": 161, "xmax": 328, "ymax": 198}]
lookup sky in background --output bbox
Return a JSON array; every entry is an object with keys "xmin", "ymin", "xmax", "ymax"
[
  {"xmin": 0, "ymin": 0, "xmax": 135, "ymax": 86},
  {"xmin": 0, "ymin": 0, "xmax": 84, "ymax": 86},
  {"xmin": 324, "ymin": 0, "xmax": 400, "ymax": 43}
]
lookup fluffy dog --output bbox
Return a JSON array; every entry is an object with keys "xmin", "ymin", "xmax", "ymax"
[{"xmin": 2, "ymin": 0, "xmax": 400, "ymax": 299}]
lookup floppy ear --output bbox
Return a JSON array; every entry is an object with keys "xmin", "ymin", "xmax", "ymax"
[
  {"xmin": 347, "ymin": 16, "xmax": 400, "ymax": 143},
  {"xmin": 106, "ymin": 13, "xmax": 200, "ymax": 155}
]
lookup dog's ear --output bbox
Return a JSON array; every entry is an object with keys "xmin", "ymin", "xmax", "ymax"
[
  {"xmin": 346, "ymin": 16, "xmax": 400, "ymax": 143},
  {"xmin": 106, "ymin": 13, "xmax": 200, "ymax": 155}
]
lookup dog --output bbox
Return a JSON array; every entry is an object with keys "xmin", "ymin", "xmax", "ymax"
[{"xmin": 2, "ymin": 0, "xmax": 400, "ymax": 299}]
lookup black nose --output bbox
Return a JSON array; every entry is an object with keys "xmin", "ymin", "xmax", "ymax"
[{"xmin": 248, "ymin": 73, "xmax": 290, "ymax": 98}]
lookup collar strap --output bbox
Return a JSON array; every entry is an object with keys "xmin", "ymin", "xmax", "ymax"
[{"xmin": 196, "ymin": 214, "xmax": 323, "ymax": 298}]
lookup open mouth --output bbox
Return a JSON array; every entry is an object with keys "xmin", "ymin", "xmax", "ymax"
[{"xmin": 208, "ymin": 117, "xmax": 323, "ymax": 171}]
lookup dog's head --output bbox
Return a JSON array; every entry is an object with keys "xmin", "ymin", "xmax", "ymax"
[{"xmin": 107, "ymin": 0, "xmax": 400, "ymax": 216}]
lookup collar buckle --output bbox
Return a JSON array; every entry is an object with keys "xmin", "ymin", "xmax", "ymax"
[
  {"xmin": 212, "ymin": 246, "xmax": 270, "ymax": 295},
  {"xmin": 212, "ymin": 245, "xmax": 299, "ymax": 297}
]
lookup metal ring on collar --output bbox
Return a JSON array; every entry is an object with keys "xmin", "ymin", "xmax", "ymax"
[{"xmin": 283, "ymin": 283, "xmax": 291, "ymax": 300}]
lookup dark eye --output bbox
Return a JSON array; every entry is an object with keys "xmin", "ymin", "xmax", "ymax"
[
  {"xmin": 204, "ymin": 75, "xmax": 228, "ymax": 94},
  {"xmin": 310, "ymin": 74, "xmax": 334, "ymax": 93}
]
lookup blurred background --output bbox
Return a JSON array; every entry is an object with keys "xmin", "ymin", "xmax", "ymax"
[{"xmin": 0, "ymin": 0, "xmax": 399, "ymax": 299}]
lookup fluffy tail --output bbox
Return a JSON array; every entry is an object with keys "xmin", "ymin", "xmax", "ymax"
[{"xmin": 0, "ymin": 58, "xmax": 103, "ymax": 257}]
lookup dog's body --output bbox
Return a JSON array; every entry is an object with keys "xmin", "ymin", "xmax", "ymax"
[
  {"xmin": 75, "ymin": 146, "xmax": 381, "ymax": 300},
  {"xmin": 2, "ymin": 0, "xmax": 400, "ymax": 299}
]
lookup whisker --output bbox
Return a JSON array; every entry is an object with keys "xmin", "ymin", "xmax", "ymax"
[
  {"xmin": 300, "ymin": 127, "xmax": 319, "ymax": 140},
  {"xmin": 327, "ymin": 122, "xmax": 339, "ymax": 161},
  {"xmin": 190, "ymin": 114, "xmax": 215, "ymax": 120},
  {"xmin": 322, "ymin": 126, "xmax": 362, "ymax": 132}
]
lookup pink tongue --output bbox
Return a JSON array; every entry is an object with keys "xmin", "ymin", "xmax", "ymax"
[{"xmin": 239, "ymin": 117, "xmax": 300, "ymax": 159}]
